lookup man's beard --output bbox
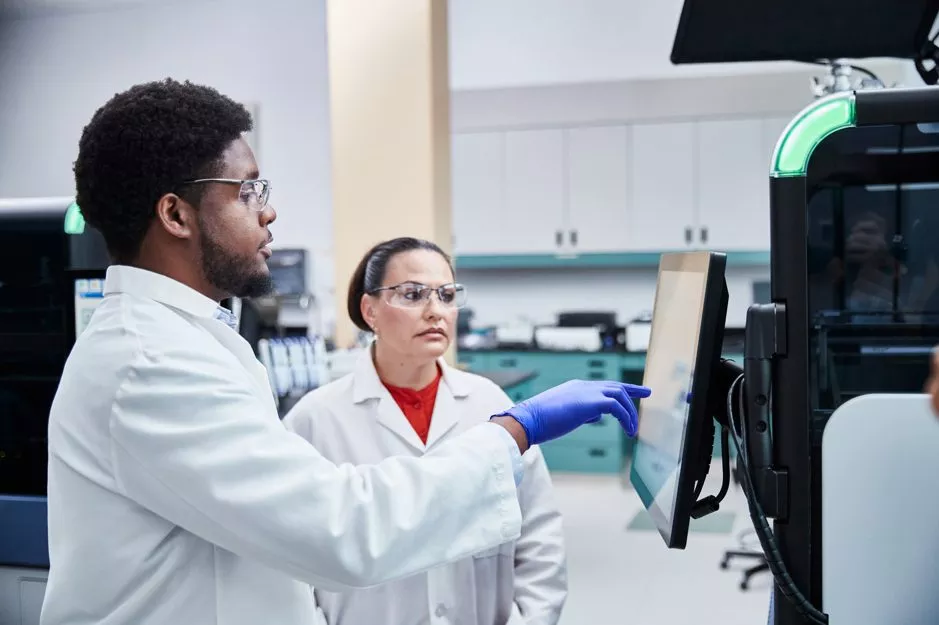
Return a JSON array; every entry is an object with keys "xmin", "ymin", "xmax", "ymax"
[{"xmin": 199, "ymin": 228, "xmax": 274, "ymax": 299}]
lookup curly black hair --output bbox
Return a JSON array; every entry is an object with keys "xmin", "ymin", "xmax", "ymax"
[{"xmin": 74, "ymin": 78, "xmax": 253, "ymax": 262}]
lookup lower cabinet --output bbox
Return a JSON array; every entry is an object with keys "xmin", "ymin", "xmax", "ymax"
[
  {"xmin": 538, "ymin": 439, "xmax": 623, "ymax": 474},
  {"xmin": 457, "ymin": 349, "xmax": 744, "ymax": 473}
]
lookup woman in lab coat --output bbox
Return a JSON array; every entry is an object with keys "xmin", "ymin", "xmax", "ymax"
[{"xmin": 284, "ymin": 237, "xmax": 567, "ymax": 625}]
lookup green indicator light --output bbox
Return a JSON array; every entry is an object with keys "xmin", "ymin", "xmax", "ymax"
[
  {"xmin": 64, "ymin": 201, "xmax": 85, "ymax": 234},
  {"xmin": 771, "ymin": 92, "xmax": 856, "ymax": 178}
]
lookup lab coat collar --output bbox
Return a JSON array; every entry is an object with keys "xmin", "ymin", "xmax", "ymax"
[
  {"xmin": 103, "ymin": 265, "xmax": 221, "ymax": 321},
  {"xmin": 351, "ymin": 346, "xmax": 470, "ymax": 402},
  {"xmin": 351, "ymin": 346, "xmax": 471, "ymax": 452}
]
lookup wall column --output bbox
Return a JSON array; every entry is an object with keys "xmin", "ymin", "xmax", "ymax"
[{"xmin": 327, "ymin": 0, "xmax": 453, "ymax": 350}]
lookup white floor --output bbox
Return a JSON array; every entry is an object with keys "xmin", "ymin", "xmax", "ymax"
[{"xmin": 551, "ymin": 461, "xmax": 772, "ymax": 625}]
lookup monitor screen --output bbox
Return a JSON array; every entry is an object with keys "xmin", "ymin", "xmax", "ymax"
[
  {"xmin": 74, "ymin": 277, "xmax": 105, "ymax": 339},
  {"xmin": 630, "ymin": 251, "xmax": 727, "ymax": 548},
  {"xmin": 267, "ymin": 248, "xmax": 307, "ymax": 297}
]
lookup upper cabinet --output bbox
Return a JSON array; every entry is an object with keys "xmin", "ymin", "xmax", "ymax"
[
  {"xmin": 628, "ymin": 122, "xmax": 697, "ymax": 251},
  {"xmin": 451, "ymin": 132, "xmax": 511, "ymax": 255},
  {"xmin": 503, "ymin": 129, "xmax": 568, "ymax": 254},
  {"xmin": 695, "ymin": 118, "xmax": 770, "ymax": 251},
  {"xmin": 566, "ymin": 125, "xmax": 630, "ymax": 253},
  {"xmin": 450, "ymin": 111, "xmax": 800, "ymax": 258},
  {"xmin": 763, "ymin": 116, "xmax": 793, "ymax": 173}
]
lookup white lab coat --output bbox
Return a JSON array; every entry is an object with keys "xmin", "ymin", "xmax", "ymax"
[
  {"xmin": 41, "ymin": 266, "xmax": 524, "ymax": 625},
  {"xmin": 283, "ymin": 353, "xmax": 567, "ymax": 625}
]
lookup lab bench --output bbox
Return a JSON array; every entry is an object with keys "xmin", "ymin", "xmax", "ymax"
[{"xmin": 458, "ymin": 349, "xmax": 742, "ymax": 475}]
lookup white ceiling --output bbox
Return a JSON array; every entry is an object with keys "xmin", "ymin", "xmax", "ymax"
[{"xmin": 0, "ymin": 0, "xmax": 190, "ymax": 19}]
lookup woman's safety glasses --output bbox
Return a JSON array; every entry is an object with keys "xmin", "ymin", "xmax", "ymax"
[{"xmin": 369, "ymin": 282, "xmax": 467, "ymax": 310}]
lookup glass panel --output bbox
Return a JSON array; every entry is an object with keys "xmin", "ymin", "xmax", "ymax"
[
  {"xmin": 0, "ymin": 226, "xmax": 68, "ymax": 496},
  {"xmin": 806, "ymin": 123, "xmax": 939, "ymax": 417}
]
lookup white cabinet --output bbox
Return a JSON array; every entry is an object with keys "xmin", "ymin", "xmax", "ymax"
[
  {"xmin": 695, "ymin": 118, "xmax": 770, "ymax": 251},
  {"xmin": 449, "ymin": 114, "xmax": 796, "ymax": 258},
  {"xmin": 628, "ymin": 122, "xmax": 696, "ymax": 251},
  {"xmin": 503, "ymin": 129, "xmax": 567, "ymax": 254},
  {"xmin": 763, "ymin": 116, "xmax": 794, "ymax": 174},
  {"xmin": 451, "ymin": 132, "xmax": 513, "ymax": 255},
  {"xmin": 566, "ymin": 125, "xmax": 630, "ymax": 253}
]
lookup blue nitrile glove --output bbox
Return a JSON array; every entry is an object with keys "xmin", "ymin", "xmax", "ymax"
[{"xmin": 493, "ymin": 380, "xmax": 651, "ymax": 447}]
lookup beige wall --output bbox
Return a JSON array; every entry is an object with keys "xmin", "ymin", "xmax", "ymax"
[{"xmin": 327, "ymin": 0, "xmax": 453, "ymax": 349}]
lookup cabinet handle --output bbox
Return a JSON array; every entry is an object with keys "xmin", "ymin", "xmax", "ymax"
[
  {"xmin": 569, "ymin": 229, "xmax": 578, "ymax": 247},
  {"xmin": 588, "ymin": 448, "xmax": 607, "ymax": 457},
  {"xmin": 555, "ymin": 230, "xmax": 563, "ymax": 247},
  {"xmin": 499, "ymin": 358, "xmax": 517, "ymax": 367},
  {"xmin": 684, "ymin": 227, "xmax": 693, "ymax": 245},
  {"xmin": 587, "ymin": 359, "xmax": 605, "ymax": 367},
  {"xmin": 700, "ymin": 226, "xmax": 709, "ymax": 244}
]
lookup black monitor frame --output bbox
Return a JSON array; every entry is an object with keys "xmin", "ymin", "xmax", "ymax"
[
  {"xmin": 630, "ymin": 251, "xmax": 733, "ymax": 549},
  {"xmin": 670, "ymin": 0, "xmax": 939, "ymax": 65}
]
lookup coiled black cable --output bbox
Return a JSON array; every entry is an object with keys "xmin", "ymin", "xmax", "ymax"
[{"xmin": 726, "ymin": 374, "xmax": 829, "ymax": 625}]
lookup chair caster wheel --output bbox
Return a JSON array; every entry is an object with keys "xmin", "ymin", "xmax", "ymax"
[
  {"xmin": 740, "ymin": 581, "xmax": 749, "ymax": 591},
  {"xmin": 719, "ymin": 559, "xmax": 729, "ymax": 570}
]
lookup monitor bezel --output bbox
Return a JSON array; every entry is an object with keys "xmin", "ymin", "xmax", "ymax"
[
  {"xmin": 669, "ymin": 0, "xmax": 939, "ymax": 64},
  {"xmin": 630, "ymin": 250, "xmax": 728, "ymax": 549},
  {"xmin": 63, "ymin": 268, "xmax": 108, "ymax": 349}
]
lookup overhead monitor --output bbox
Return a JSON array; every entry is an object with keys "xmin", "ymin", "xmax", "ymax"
[
  {"xmin": 630, "ymin": 251, "xmax": 729, "ymax": 549},
  {"xmin": 670, "ymin": 0, "xmax": 939, "ymax": 65}
]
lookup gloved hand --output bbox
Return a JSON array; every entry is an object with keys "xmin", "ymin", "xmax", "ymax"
[{"xmin": 493, "ymin": 380, "xmax": 651, "ymax": 447}]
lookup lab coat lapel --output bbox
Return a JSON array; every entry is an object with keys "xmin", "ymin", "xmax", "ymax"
[
  {"xmin": 424, "ymin": 386, "xmax": 459, "ymax": 449},
  {"xmin": 352, "ymin": 349, "xmax": 426, "ymax": 453},
  {"xmin": 375, "ymin": 395, "xmax": 426, "ymax": 453},
  {"xmin": 425, "ymin": 361, "xmax": 470, "ymax": 449}
]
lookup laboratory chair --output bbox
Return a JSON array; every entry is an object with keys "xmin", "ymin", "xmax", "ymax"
[{"xmin": 719, "ymin": 461, "xmax": 769, "ymax": 591}]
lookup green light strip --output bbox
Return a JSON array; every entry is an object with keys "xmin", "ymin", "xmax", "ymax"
[
  {"xmin": 63, "ymin": 201, "xmax": 85, "ymax": 234},
  {"xmin": 771, "ymin": 92, "xmax": 856, "ymax": 178}
]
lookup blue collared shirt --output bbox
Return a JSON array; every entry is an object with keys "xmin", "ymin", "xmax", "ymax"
[{"xmin": 214, "ymin": 306, "xmax": 239, "ymax": 331}]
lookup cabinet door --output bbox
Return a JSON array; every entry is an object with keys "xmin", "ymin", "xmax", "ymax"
[
  {"xmin": 628, "ymin": 122, "xmax": 696, "ymax": 251},
  {"xmin": 763, "ymin": 116, "xmax": 794, "ymax": 174},
  {"xmin": 451, "ymin": 132, "xmax": 514, "ymax": 254},
  {"xmin": 504, "ymin": 129, "xmax": 567, "ymax": 254},
  {"xmin": 695, "ymin": 118, "xmax": 770, "ymax": 251},
  {"xmin": 567, "ymin": 125, "xmax": 630, "ymax": 253}
]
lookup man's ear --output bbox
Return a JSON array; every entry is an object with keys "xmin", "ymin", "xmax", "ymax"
[{"xmin": 154, "ymin": 193, "xmax": 197, "ymax": 241}]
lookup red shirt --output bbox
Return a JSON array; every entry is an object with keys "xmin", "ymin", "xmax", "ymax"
[{"xmin": 382, "ymin": 367, "xmax": 443, "ymax": 444}]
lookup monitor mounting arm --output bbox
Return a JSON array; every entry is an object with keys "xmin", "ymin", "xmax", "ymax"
[{"xmin": 689, "ymin": 357, "xmax": 744, "ymax": 520}]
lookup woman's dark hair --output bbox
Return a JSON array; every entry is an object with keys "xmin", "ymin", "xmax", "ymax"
[{"xmin": 347, "ymin": 237, "xmax": 453, "ymax": 332}]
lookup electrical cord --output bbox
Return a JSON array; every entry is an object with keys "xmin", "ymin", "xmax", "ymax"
[
  {"xmin": 726, "ymin": 374, "xmax": 829, "ymax": 625},
  {"xmin": 737, "ymin": 527, "xmax": 761, "ymax": 552}
]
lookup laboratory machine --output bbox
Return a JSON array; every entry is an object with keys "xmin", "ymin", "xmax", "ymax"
[
  {"xmin": 638, "ymin": 88, "xmax": 939, "ymax": 625},
  {"xmin": 0, "ymin": 198, "xmax": 109, "ymax": 624},
  {"xmin": 664, "ymin": 2, "xmax": 939, "ymax": 622}
]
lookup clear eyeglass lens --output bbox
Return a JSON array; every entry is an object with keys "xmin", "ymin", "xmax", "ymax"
[
  {"xmin": 240, "ymin": 180, "xmax": 269, "ymax": 209},
  {"xmin": 388, "ymin": 284, "xmax": 466, "ymax": 308}
]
